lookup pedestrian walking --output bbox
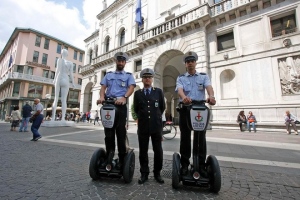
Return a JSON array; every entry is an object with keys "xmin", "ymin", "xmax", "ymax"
[
  {"xmin": 11, "ymin": 106, "xmax": 22, "ymax": 131},
  {"xmin": 29, "ymin": 99, "xmax": 44, "ymax": 141},
  {"xmin": 94, "ymin": 110, "xmax": 101, "ymax": 125},
  {"xmin": 19, "ymin": 101, "xmax": 32, "ymax": 132},
  {"xmin": 134, "ymin": 68, "xmax": 166, "ymax": 184}
]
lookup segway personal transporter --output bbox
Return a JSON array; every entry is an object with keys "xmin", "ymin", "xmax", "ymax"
[
  {"xmin": 89, "ymin": 98, "xmax": 135, "ymax": 183},
  {"xmin": 172, "ymin": 100, "xmax": 221, "ymax": 193}
]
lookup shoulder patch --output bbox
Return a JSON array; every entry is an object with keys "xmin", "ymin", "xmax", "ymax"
[
  {"xmin": 200, "ymin": 72, "xmax": 206, "ymax": 75},
  {"xmin": 126, "ymin": 72, "xmax": 132, "ymax": 75}
]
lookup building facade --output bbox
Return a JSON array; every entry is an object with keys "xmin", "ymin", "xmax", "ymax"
[
  {"xmin": 0, "ymin": 28, "xmax": 85, "ymax": 120},
  {"xmin": 80, "ymin": 0, "xmax": 300, "ymax": 126}
]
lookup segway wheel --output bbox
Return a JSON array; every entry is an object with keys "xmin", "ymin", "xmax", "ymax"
[
  {"xmin": 89, "ymin": 148, "xmax": 106, "ymax": 180},
  {"xmin": 206, "ymin": 155, "xmax": 221, "ymax": 193},
  {"xmin": 123, "ymin": 150, "xmax": 135, "ymax": 183},
  {"xmin": 172, "ymin": 153, "xmax": 180, "ymax": 189}
]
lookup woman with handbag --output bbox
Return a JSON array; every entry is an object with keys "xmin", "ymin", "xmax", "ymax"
[
  {"xmin": 237, "ymin": 111, "xmax": 247, "ymax": 132},
  {"xmin": 247, "ymin": 111, "xmax": 257, "ymax": 132},
  {"xmin": 10, "ymin": 106, "xmax": 21, "ymax": 131}
]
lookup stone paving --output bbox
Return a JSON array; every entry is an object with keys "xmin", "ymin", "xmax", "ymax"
[{"xmin": 0, "ymin": 122, "xmax": 300, "ymax": 199}]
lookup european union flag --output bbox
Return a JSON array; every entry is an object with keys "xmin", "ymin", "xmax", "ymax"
[
  {"xmin": 8, "ymin": 55, "xmax": 13, "ymax": 68},
  {"xmin": 135, "ymin": 0, "xmax": 142, "ymax": 26}
]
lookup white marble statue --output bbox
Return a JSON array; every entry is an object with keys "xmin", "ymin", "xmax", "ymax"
[{"xmin": 51, "ymin": 49, "xmax": 75, "ymax": 121}]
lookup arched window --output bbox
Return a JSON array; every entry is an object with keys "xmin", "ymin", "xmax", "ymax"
[
  {"xmin": 220, "ymin": 69, "xmax": 237, "ymax": 99},
  {"xmin": 119, "ymin": 29, "xmax": 125, "ymax": 46},
  {"xmin": 105, "ymin": 37, "xmax": 110, "ymax": 53}
]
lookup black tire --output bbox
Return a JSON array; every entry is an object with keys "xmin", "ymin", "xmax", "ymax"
[
  {"xmin": 206, "ymin": 155, "xmax": 221, "ymax": 193},
  {"xmin": 89, "ymin": 148, "xmax": 106, "ymax": 180},
  {"xmin": 163, "ymin": 125, "xmax": 177, "ymax": 140},
  {"xmin": 172, "ymin": 153, "xmax": 180, "ymax": 189},
  {"xmin": 123, "ymin": 151, "xmax": 135, "ymax": 183}
]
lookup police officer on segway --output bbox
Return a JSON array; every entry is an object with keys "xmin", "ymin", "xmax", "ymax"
[
  {"xmin": 96, "ymin": 52, "xmax": 136, "ymax": 170},
  {"xmin": 175, "ymin": 51, "xmax": 216, "ymax": 177}
]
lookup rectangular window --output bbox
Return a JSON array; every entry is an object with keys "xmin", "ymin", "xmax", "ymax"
[
  {"xmin": 57, "ymin": 44, "xmax": 62, "ymax": 54},
  {"xmin": 135, "ymin": 60, "xmax": 142, "ymax": 72},
  {"xmin": 74, "ymin": 51, "xmax": 78, "ymax": 60},
  {"xmin": 13, "ymin": 82, "xmax": 20, "ymax": 97},
  {"xmin": 73, "ymin": 63, "xmax": 76, "ymax": 73},
  {"xmin": 44, "ymin": 38, "xmax": 50, "ymax": 49},
  {"xmin": 16, "ymin": 65, "xmax": 24, "ymax": 73},
  {"xmin": 28, "ymin": 83, "xmax": 43, "ymax": 98},
  {"xmin": 78, "ymin": 78, "xmax": 82, "ymax": 85},
  {"xmin": 50, "ymin": 71, "xmax": 55, "ymax": 79},
  {"xmin": 78, "ymin": 65, "xmax": 82, "ymax": 73},
  {"xmin": 55, "ymin": 57, "xmax": 58, "ymax": 68},
  {"xmin": 35, "ymin": 36, "xmax": 41, "ymax": 47},
  {"xmin": 68, "ymin": 90, "xmax": 79, "ymax": 102},
  {"xmin": 42, "ymin": 53, "xmax": 48, "ymax": 65},
  {"xmin": 217, "ymin": 32, "xmax": 235, "ymax": 51},
  {"xmin": 33, "ymin": 51, "xmax": 39, "ymax": 63},
  {"xmin": 271, "ymin": 13, "xmax": 296, "ymax": 37},
  {"xmin": 79, "ymin": 53, "xmax": 83, "ymax": 62},
  {"xmin": 43, "ymin": 70, "xmax": 49, "ymax": 78},
  {"xmin": 27, "ymin": 67, "xmax": 33, "ymax": 75}
]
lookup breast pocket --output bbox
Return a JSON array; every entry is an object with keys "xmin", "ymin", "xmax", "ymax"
[
  {"xmin": 117, "ymin": 77, "xmax": 128, "ymax": 88},
  {"xmin": 196, "ymin": 80, "xmax": 204, "ymax": 90},
  {"xmin": 183, "ymin": 81, "xmax": 191, "ymax": 92},
  {"xmin": 107, "ymin": 77, "xmax": 116, "ymax": 87}
]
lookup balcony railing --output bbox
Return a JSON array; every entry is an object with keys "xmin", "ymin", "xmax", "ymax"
[
  {"xmin": 79, "ymin": 64, "xmax": 93, "ymax": 74},
  {"xmin": 137, "ymin": 5, "xmax": 210, "ymax": 44},
  {"xmin": 272, "ymin": 27, "xmax": 298, "ymax": 38},
  {"xmin": 92, "ymin": 40, "xmax": 138, "ymax": 65},
  {"xmin": 0, "ymin": 72, "xmax": 81, "ymax": 90}
]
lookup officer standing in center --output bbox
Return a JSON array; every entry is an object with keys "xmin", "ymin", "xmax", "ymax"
[
  {"xmin": 96, "ymin": 52, "xmax": 136, "ymax": 170},
  {"xmin": 134, "ymin": 68, "xmax": 165, "ymax": 184},
  {"xmin": 175, "ymin": 51, "xmax": 216, "ymax": 177}
]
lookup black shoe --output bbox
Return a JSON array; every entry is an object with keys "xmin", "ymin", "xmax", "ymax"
[
  {"xmin": 138, "ymin": 174, "xmax": 148, "ymax": 184},
  {"xmin": 34, "ymin": 136, "xmax": 42, "ymax": 141},
  {"xmin": 180, "ymin": 165, "xmax": 188, "ymax": 175},
  {"xmin": 200, "ymin": 166, "xmax": 208, "ymax": 178},
  {"xmin": 154, "ymin": 174, "xmax": 164, "ymax": 184},
  {"xmin": 115, "ymin": 163, "xmax": 123, "ymax": 171},
  {"xmin": 30, "ymin": 138, "xmax": 35, "ymax": 141}
]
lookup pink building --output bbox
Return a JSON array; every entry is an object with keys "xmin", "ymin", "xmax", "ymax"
[{"xmin": 0, "ymin": 28, "xmax": 85, "ymax": 119}]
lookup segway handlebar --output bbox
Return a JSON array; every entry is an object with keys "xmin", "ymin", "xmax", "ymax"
[{"xmin": 102, "ymin": 98, "xmax": 117, "ymax": 105}]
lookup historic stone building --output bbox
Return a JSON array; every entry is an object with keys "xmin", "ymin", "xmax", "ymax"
[{"xmin": 80, "ymin": 0, "xmax": 300, "ymax": 127}]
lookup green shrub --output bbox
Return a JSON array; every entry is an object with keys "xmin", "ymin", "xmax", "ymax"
[{"xmin": 131, "ymin": 104, "xmax": 138, "ymax": 121}]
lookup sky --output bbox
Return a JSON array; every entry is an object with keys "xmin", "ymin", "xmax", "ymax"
[{"xmin": 0, "ymin": 0, "xmax": 115, "ymax": 53}]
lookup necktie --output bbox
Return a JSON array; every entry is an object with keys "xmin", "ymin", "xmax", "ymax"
[{"xmin": 146, "ymin": 89, "xmax": 150, "ymax": 96}]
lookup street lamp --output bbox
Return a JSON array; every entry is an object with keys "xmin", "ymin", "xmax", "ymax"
[{"xmin": 45, "ymin": 94, "xmax": 51, "ymax": 120}]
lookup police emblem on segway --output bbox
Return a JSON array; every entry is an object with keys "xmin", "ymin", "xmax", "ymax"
[
  {"xmin": 195, "ymin": 112, "xmax": 203, "ymax": 122},
  {"xmin": 105, "ymin": 111, "xmax": 111, "ymax": 120}
]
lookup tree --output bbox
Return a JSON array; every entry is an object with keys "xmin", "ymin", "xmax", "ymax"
[{"xmin": 131, "ymin": 104, "xmax": 138, "ymax": 121}]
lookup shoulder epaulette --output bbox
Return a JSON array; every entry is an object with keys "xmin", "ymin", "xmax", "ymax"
[
  {"xmin": 107, "ymin": 71, "xmax": 113, "ymax": 73},
  {"xmin": 179, "ymin": 74, "xmax": 185, "ymax": 77},
  {"xmin": 126, "ymin": 72, "xmax": 132, "ymax": 75},
  {"xmin": 200, "ymin": 72, "xmax": 206, "ymax": 75}
]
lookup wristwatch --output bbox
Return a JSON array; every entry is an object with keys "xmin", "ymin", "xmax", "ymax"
[{"xmin": 124, "ymin": 95, "xmax": 128, "ymax": 98}]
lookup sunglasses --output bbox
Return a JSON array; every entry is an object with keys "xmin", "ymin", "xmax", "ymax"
[
  {"xmin": 142, "ymin": 76, "xmax": 153, "ymax": 79},
  {"xmin": 185, "ymin": 60, "xmax": 196, "ymax": 63}
]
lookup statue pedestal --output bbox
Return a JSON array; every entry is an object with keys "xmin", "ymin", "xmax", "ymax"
[{"xmin": 41, "ymin": 120, "xmax": 75, "ymax": 127}]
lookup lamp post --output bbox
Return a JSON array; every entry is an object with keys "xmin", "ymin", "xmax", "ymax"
[{"xmin": 45, "ymin": 94, "xmax": 51, "ymax": 120}]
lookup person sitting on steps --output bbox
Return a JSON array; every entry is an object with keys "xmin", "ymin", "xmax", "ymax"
[
  {"xmin": 284, "ymin": 110, "xmax": 298, "ymax": 135},
  {"xmin": 237, "ymin": 111, "xmax": 247, "ymax": 132}
]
